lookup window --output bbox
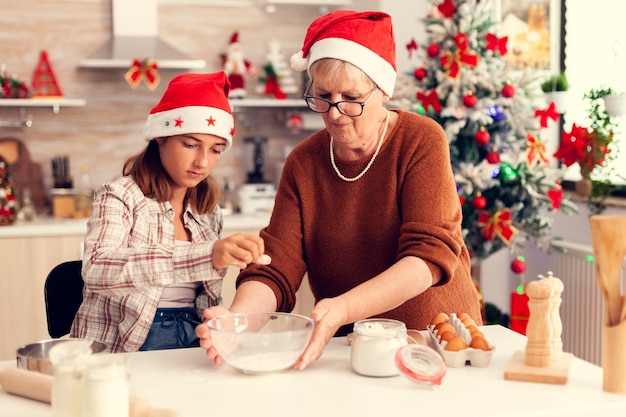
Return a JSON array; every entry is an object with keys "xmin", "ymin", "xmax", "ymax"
[{"xmin": 563, "ymin": 0, "xmax": 626, "ymax": 186}]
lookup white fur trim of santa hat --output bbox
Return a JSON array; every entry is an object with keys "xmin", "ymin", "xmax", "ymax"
[
  {"xmin": 143, "ymin": 71, "xmax": 235, "ymax": 149},
  {"xmin": 290, "ymin": 10, "xmax": 397, "ymax": 97}
]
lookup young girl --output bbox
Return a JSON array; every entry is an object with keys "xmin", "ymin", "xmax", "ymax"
[{"xmin": 71, "ymin": 71, "xmax": 268, "ymax": 353}]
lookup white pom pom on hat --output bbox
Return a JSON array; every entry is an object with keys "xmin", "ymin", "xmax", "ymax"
[
  {"xmin": 142, "ymin": 71, "xmax": 235, "ymax": 150},
  {"xmin": 290, "ymin": 10, "xmax": 397, "ymax": 97}
]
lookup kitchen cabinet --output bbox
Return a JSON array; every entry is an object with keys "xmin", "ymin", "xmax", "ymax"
[{"xmin": 0, "ymin": 234, "xmax": 84, "ymax": 361}]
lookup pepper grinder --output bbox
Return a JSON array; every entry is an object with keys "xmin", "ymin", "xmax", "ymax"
[
  {"xmin": 524, "ymin": 276, "xmax": 554, "ymax": 367},
  {"xmin": 544, "ymin": 271, "xmax": 564, "ymax": 361}
]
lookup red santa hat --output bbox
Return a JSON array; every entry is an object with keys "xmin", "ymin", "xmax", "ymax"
[
  {"xmin": 143, "ymin": 71, "xmax": 235, "ymax": 149},
  {"xmin": 290, "ymin": 10, "xmax": 397, "ymax": 97}
]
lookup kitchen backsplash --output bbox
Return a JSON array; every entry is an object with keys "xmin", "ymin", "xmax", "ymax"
[{"xmin": 0, "ymin": 0, "xmax": 377, "ymax": 210}]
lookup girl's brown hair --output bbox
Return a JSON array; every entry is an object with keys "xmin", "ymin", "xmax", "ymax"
[{"xmin": 123, "ymin": 139, "xmax": 219, "ymax": 215}]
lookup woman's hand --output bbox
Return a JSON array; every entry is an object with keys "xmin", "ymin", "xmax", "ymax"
[
  {"xmin": 295, "ymin": 298, "xmax": 348, "ymax": 370},
  {"xmin": 212, "ymin": 233, "xmax": 270, "ymax": 269},
  {"xmin": 195, "ymin": 305, "xmax": 231, "ymax": 365}
]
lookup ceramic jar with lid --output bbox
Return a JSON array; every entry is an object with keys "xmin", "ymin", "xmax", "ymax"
[{"xmin": 350, "ymin": 318, "xmax": 408, "ymax": 377}]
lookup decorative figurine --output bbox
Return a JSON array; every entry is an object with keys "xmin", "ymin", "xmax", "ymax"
[{"xmin": 222, "ymin": 31, "xmax": 257, "ymax": 98}]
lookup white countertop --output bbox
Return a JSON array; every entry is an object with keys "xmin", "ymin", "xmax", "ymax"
[
  {"xmin": 0, "ymin": 213, "xmax": 271, "ymax": 239},
  {"xmin": 2, "ymin": 325, "xmax": 626, "ymax": 417}
]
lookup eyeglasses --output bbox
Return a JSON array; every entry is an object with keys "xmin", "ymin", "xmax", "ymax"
[{"xmin": 303, "ymin": 85, "xmax": 378, "ymax": 117}]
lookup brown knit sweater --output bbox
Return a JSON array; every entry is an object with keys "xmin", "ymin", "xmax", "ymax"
[{"xmin": 238, "ymin": 110, "xmax": 482, "ymax": 333}]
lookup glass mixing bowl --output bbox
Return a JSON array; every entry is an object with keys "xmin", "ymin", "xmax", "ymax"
[{"xmin": 207, "ymin": 312, "xmax": 314, "ymax": 375}]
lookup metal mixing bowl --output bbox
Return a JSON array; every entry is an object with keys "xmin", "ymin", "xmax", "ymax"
[{"xmin": 16, "ymin": 338, "xmax": 107, "ymax": 375}]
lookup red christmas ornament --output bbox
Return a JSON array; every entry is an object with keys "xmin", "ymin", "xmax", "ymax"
[
  {"xmin": 427, "ymin": 44, "xmax": 440, "ymax": 58},
  {"xmin": 501, "ymin": 83, "xmax": 516, "ymax": 98},
  {"xmin": 413, "ymin": 67, "xmax": 427, "ymax": 80},
  {"xmin": 471, "ymin": 194, "xmax": 487, "ymax": 210},
  {"xmin": 486, "ymin": 150, "xmax": 500, "ymax": 164},
  {"xmin": 459, "ymin": 195, "xmax": 466, "ymax": 206},
  {"xmin": 463, "ymin": 92, "xmax": 477, "ymax": 108},
  {"xmin": 474, "ymin": 128, "xmax": 490, "ymax": 146},
  {"xmin": 511, "ymin": 257, "xmax": 526, "ymax": 274}
]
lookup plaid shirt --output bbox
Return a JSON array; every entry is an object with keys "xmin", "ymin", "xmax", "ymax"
[{"xmin": 70, "ymin": 176, "xmax": 225, "ymax": 353}]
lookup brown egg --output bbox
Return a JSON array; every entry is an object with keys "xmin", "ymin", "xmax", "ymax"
[
  {"xmin": 457, "ymin": 312, "xmax": 470, "ymax": 321},
  {"xmin": 466, "ymin": 325, "xmax": 484, "ymax": 339},
  {"xmin": 431, "ymin": 312, "xmax": 449, "ymax": 326},
  {"xmin": 470, "ymin": 336, "xmax": 491, "ymax": 351},
  {"xmin": 445, "ymin": 336, "xmax": 468, "ymax": 351},
  {"xmin": 439, "ymin": 330, "xmax": 457, "ymax": 343},
  {"xmin": 459, "ymin": 313, "xmax": 476, "ymax": 327},
  {"xmin": 435, "ymin": 323, "xmax": 455, "ymax": 337}
]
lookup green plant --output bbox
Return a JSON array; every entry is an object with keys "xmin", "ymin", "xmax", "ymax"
[
  {"xmin": 540, "ymin": 73, "xmax": 569, "ymax": 93},
  {"xmin": 583, "ymin": 88, "xmax": 619, "ymax": 214}
]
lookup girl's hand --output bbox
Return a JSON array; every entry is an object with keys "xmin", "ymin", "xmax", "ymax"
[{"xmin": 212, "ymin": 233, "xmax": 270, "ymax": 269}]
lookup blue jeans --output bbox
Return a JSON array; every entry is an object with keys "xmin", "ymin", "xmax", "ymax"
[{"xmin": 139, "ymin": 307, "xmax": 201, "ymax": 351}]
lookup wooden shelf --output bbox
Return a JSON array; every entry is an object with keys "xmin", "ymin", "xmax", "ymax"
[{"xmin": 0, "ymin": 98, "xmax": 87, "ymax": 113}]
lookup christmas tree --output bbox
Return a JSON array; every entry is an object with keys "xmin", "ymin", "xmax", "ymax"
[
  {"xmin": 393, "ymin": 0, "xmax": 577, "ymax": 263},
  {"xmin": 256, "ymin": 40, "xmax": 299, "ymax": 99}
]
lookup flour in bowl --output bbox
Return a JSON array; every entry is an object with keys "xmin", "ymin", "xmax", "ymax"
[{"xmin": 228, "ymin": 351, "xmax": 299, "ymax": 374}]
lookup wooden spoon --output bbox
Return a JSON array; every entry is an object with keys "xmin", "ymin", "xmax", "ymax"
[{"xmin": 589, "ymin": 215, "xmax": 626, "ymax": 326}]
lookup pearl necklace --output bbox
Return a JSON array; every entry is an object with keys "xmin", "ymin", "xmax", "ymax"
[{"xmin": 330, "ymin": 108, "xmax": 389, "ymax": 182}]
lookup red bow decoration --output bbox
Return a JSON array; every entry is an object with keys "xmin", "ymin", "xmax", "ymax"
[
  {"xmin": 546, "ymin": 182, "xmax": 563, "ymax": 209},
  {"xmin": 525, "ymin": 132, "xmax": 549, "ymax": 168},
  {"xmin": 416, "ymin": 89, "xmax": 442, "ymax": 114},
  {"xmin": 535, "ymin": 102, "xmax": 560, "ymax": 128},
  {"xmin": 440, "ymin": 34, "xmax": 479, "ymax": 79},
  {"xmin": 478, "ymin": 208, "xmax": 517, "ymax": 245},
  {"xmin": 437, "ymin": 0, "xmax": 456, "ymax": 18},
  {"xmin": 485, "ymin": 33, "xmax": 508, "ymax": 56},
  {"xmin": 125, "ymin": 59, "xmax": 160, "ymax": 90},
  {"xmin": 406, "ymin": 38, "xmax": 418, "ymax": 59}
]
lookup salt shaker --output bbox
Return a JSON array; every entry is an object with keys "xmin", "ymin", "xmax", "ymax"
[
  {"xmin": 82, "ymin": 355, "xmax": 129, "ymax": 417},
  {"xmin": 351, "ymin": 318, "xmax": 408, "ymax": 377}
]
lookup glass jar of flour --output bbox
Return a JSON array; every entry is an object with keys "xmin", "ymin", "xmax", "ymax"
[
  {"xmin": 351, "ymin": 318, "xmax": 408, "ymax": 377},
  {"xmin": 82, "ymin": 355, "xmax": 129, "ymax": 417}
]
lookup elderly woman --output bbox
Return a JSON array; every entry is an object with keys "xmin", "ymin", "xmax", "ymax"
[{"xmin": 196, "ymin": 10, "xmax": 482, "ymax": 369}]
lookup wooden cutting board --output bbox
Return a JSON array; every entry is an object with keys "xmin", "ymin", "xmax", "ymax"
[{"xmin": 504, "ymin": 350, "xmax": 573, "ymax": 384}]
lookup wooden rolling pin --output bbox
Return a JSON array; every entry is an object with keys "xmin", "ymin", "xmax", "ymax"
[{"xmin": 0, "ymin": 368, "xmax": 180, "ymax": 417}]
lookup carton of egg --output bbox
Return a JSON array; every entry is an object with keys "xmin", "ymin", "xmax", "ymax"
[{"xmin": 427, "ymin": 312, "xmax": 495, "ymax": 368}]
